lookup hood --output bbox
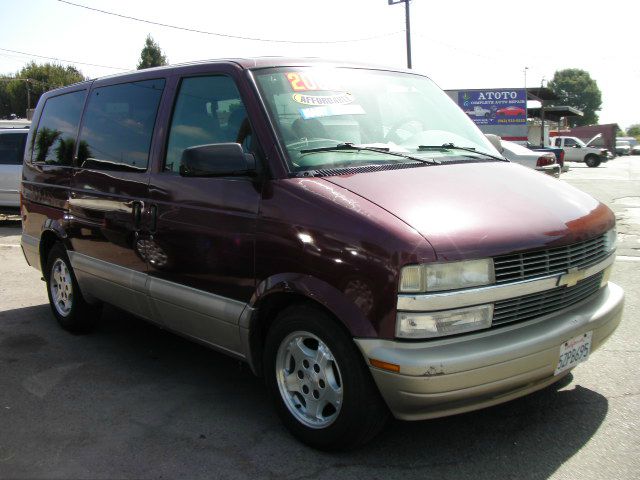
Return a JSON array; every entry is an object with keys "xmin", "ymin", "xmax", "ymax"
[
  {"xmin": 323, "ymin": 162, "xmax": 614, "ymax": 261},
  {"xmin": 586, "ymin": 133, "xmax": 603, "ymax": 147}
]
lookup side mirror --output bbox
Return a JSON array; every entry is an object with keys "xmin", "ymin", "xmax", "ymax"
[
  {"xmin": 484, "ymin": 134, "xmax": 504, "ymax": 153},
  {"xmin": 573, "ymin": 144, "xmax": 581, "ymax": 148},
  {"xmin": 179, "ymin": 143, "xmax": 256, "ymax": 177}
]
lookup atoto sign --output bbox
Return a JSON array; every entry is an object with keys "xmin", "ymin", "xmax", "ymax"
[{"xmin": 458, "ymin": 89, "xmax": 527, "ymax": 126}]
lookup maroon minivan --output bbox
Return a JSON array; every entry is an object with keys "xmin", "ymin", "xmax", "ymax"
[{"xmin": 21, "ymin": 59, "xmax": 624, "ymax": 450}]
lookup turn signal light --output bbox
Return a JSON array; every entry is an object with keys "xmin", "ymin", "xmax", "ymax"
[{"xmin": 369, "ymin": 358, "xmax": 400, "ymax": 373}]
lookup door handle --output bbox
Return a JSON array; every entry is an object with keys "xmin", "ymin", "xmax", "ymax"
[
  {"xmin": 149, "ymin": 204, "xmax": 157, "ymax": 233},
  {"xmin": 132, "ymin": 201, "xmax": 143, "ymax": 231}
]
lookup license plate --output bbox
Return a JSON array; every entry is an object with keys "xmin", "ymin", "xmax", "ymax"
[{"xmin": 554, "ymin": 331, "xmax": 592, "ymax": 375}]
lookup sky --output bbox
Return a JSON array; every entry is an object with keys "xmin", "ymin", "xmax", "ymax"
[{"xmin": 1, "ymin": 0, "xmax": 638, "ymax": 129}]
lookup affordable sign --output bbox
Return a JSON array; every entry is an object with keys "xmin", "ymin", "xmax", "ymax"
[{"xmin": 458, "ymin": 89, "xmax": 527, "ymax": 126}]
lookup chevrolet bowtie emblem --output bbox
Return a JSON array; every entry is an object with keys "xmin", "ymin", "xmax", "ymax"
[{"xmin": 557, "ymin": 267, "xmax": 587, "ymax": 288}]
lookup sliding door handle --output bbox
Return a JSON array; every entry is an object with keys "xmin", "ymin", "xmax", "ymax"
[
  {"xmin": 149, "ymin": 204, "xmax": 158, "ymax": 233},
  {"xmin": 132, "ymin": 201, "xmax": 143, "ymax": 231}
]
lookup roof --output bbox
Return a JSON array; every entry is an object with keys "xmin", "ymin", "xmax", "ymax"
[
  {"xmin": 526, "ymin": 87, "xmax": 559, "ymax": 102},
  {"xmin": 527, "ymin": 106, "xmax": 583, "ymax": 121},
  {"xmin": 95, "ymin": 57, "xmax": 413, "ymax": 80},
  {"xmin": 40, "ymin": 57, "xmax": 422, "ymax": 98},
  {"xmin": 0, "ymin": 120, "xmax": 31, "ymax": 129},
  {"xmin": 0, "ymin": 127, "xmax": 29, "ymax": 134}
]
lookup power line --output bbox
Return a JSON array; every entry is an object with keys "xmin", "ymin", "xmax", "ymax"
[
  {"xmin": 0, "ymin": 47, "xmax": 128, "ymax": 70},
  {"xmin": 58, "ymin": 0, "xmax": 403, "ymax": 44}
]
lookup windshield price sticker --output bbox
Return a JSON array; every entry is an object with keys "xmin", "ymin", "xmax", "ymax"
[
  {"xmin": 292, "ymin": 93, "xmax": 354, "ymax": 106},
  {"xmin": 300, "ymin": 104, "xmax": 365, "ymax": 120},
  {"xmin": 554, "ymin": 331, "xmax": 592, "ymax": 375},
  {"xmin": 286, "ymin": 72, "xmax": 343, "ymax": 92}
]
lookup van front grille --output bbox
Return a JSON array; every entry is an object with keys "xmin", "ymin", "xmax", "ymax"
[
  {"xmin": 492, "ymin": 272, "xmax": 603, "ymax": 327},
  {"xmin": 493, "ymin": 235, "xmax": 608, "ymax": 284}
]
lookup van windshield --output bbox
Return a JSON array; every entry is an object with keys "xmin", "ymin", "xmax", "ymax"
[{"xmin": 254, "ymin": 67, "xmax": 501, "ymax": 173}]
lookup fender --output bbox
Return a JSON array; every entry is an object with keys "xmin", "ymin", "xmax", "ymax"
[
  {"xmin": 36, "ymin": 218, "xmax": 72, "ymax": 273},
  {"xmin": 250, "ymin": 272, "xmax": 378, "ymax": 338},
  {"xmin": 42, "ymin": 215, "xmax": 71, "ymax": 244},
  {"xmin": 21, "ymin": 202, "xmax": 72, "ymax": 272}
]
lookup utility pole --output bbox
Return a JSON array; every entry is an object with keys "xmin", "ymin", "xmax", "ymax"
[
  {"xmin": 388, "ymin": 0, "xmax": 412, "ymax": 69},
  {"xmin": 524, "ymin": 66, "xmax": 529, "ymax": 138}
]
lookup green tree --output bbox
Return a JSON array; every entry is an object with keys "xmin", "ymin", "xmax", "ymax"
[
  {"xmin": 34, "ymin": 127, "xmax": 61, "ymax": 163},
  {"xmin": 626, "ymin": 124, "xmax": 640, "ymax": 138},
  {"xmin": 137, "ymin": 34, "xmax": 168, "ymax": 70},
  {"xmin": 55, "ymin": 137, "xmax": 76, "ymax": 164},
  {"xmin": 548, "ymin": 69, "xmax": 602, "ymax": 127},
  {"xmin": 616, "ymin": 128, "xmax": 626, "ymax": 137},
  {"xmin": 0, "ymin": 62, "xmax": 85, "ymax": 118}
]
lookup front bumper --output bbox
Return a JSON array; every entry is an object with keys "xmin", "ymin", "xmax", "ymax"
[{"xmin": 355, "ymin": 282, "xmax": 624, "ymax": 421}]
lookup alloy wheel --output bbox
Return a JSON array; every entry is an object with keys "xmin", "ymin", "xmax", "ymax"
[
  {"xmin": 50, "ymin": 258, "xmax": 74, "ymax": 317},
  {"xmin": 275, "ymin": 331, "xmax": 343, "ymax": 429}
]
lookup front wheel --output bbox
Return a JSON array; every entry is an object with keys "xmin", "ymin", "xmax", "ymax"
[
  {"xmin": 45, "ymin": 243, "xmax": 101, "ymax": 333},
  {"xmin": 585, "ymin": 155, "xmax": 601, "ymax": 168},
  {"xmin": 264, "ymin": 304, "xmax": 389, "ymax": 450}
]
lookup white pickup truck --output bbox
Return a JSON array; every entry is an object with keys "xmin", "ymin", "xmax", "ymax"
[
  {"xmin": 552, "ymin": 135, "xmax": 609, "ymax": 168},
  {"xmin": 464, "ymin": 105, "xmax": 491, "ymax": 118}
]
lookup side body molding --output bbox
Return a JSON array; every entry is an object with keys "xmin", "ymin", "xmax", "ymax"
[
  {"xmin": 68, "ymin": 251, "xmax": 249, "ymax": 360},
  {"xmin": 69, "ymin": 251, "xmax": 152, "ymax": 320},
  {"xmin": 20, "ymin": 233, "xmax": 40, "ymax": 269}
]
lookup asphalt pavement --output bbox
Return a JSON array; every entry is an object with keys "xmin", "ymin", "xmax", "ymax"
[{"xmin": 0, "ymin": 157, "xmax": 639, "ymax": 479}]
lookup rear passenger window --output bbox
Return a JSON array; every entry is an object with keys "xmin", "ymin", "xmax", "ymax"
[
  {"xmin": 32, "ymin": 90, "xmax": 85, "ymax": 165},
  {"xmin": 0, "ymin": 133, "xmax": 27, "ymax": 164},
  {"xmin": 78, "ymin": 79, "xmax": 165, "ymax": 171},
  {"xmin": 164, "ymin": 76, "xmax": 252, "ymax": 173}
]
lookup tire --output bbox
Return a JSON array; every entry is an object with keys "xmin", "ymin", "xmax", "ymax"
[
  {"xmin": 45, "ymin": 243, "xmax": 101, "ymax": 333},
  {"xmin": 585, "ymin": 155, "xmax": 601, "ymax": 168},
  {"xmin": 263, "ymin": 304, "xmax": 390, "ymax": 451}
]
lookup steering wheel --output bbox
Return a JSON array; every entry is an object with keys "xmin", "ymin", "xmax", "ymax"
[{"xmin": 384, "ymin": 117, "xmax": 425, "ymax": 144}]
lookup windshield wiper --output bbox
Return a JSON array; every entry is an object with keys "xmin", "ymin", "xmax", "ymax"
[
  {"xmin": 299, "ymin": 143, "xmax": 440, "ymax": 165},
  {"xmin": 418, "ymin": 143, "xmax": 507, "ymax": 162}
]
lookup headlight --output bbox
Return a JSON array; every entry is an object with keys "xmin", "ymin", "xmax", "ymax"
[
  {"xmin": 604, "ymin": 227, "xmax": 617, "ymax": 252},
  {"xmin": 396, "ymin": 305, "xmax": 493, "ymax": 338},
  {"xmin": 399, "ymin": 259, "xmax": 494, "ymax": 293}
]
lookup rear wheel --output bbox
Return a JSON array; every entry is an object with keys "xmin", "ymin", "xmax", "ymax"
[
  {"xmin": 264, "ymin": 304, "xmax": 389, "ymax": 450},
  {"xmin": 45, "ymin": 243, "xmax": 101, "ymax": 333},
  {"xmin": 585, "ymin": 155, "xmax": 601, "ymax": 168}
]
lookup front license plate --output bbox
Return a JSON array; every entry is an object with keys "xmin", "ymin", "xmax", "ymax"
[{"xmin": 554, "ymin": 331, "xmax": 592, "ymax": 375}]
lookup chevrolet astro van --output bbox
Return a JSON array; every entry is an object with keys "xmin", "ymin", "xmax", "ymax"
[{"xmin": 20, "ymin": 59, "xmax": 624, "ymax": 450}]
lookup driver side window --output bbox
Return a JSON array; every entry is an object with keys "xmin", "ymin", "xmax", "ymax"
[{"xmin": 164, "ymin": 75, "xmax": 253, "ymax": 173}]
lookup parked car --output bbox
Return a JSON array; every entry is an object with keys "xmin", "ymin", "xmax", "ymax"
[
  {"xmin": 527, "ymin": 142, "xmax": 566, "ymax": 170},
  {"xmin": 615, "ymin": 140, "xmax": 631, "ymax": 156},
  {"xmin": 486, "ymin": 136, "xmax": 559, "ymax": 177},
  {"xmin": 552, "ymin": 135, "xmax": 609, "ymax": 167},
  {"xmin": 496, "ymin": 106, "xmax": 525, "ymax": 116},
  {"xmin": 21, "ymin": 59, "xmax": 624, "ymax": 451},
  {"xmin": 0, "ymin": 127, "xmax": 28, "ymax": 208},
  {"xmin": 632, "ymin": 144, "xmax": 640, "ymax": 155},
  {"xmin": 0, "ymin": 119, "xmax": 31, "ymax": 129}
]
